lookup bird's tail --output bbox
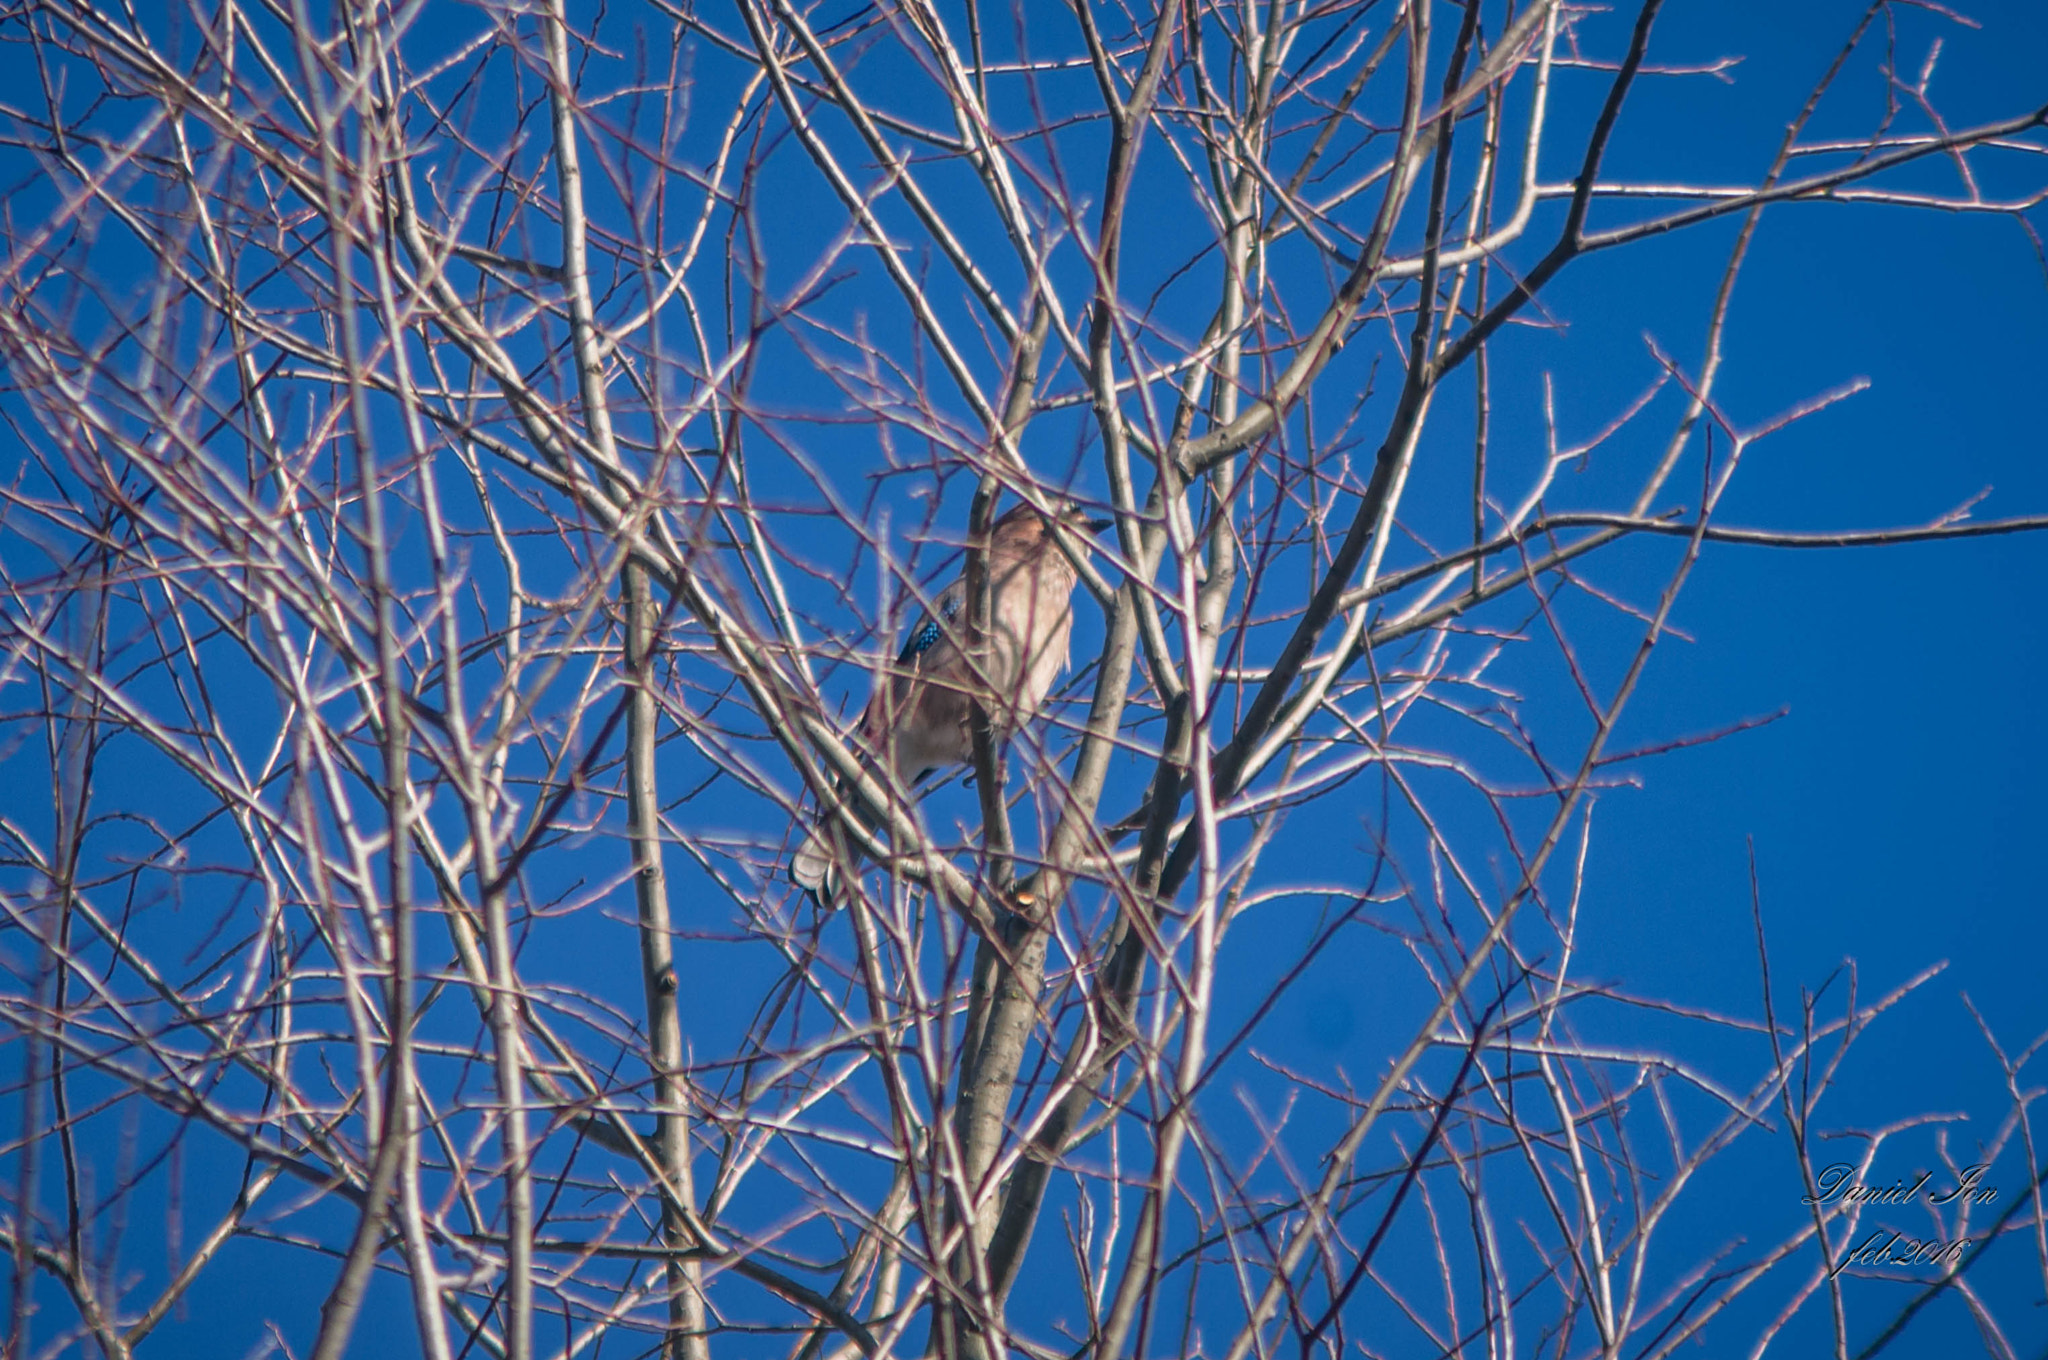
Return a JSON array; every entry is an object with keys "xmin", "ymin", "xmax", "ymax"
[
  {"xmin": 789, "ymin": 820, "xmax": 843, "ymax": 905},
  {"xmin": 789, "ymin": 782, "xmax": 877, "ymax": 907}
]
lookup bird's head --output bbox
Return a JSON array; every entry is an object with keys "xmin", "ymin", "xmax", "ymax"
[
  {"xmin": 988, "ymin": 498, "xmax": 1114, "ymax": 551},
  {"xmin": 1059, "ymin": 500, "xmax": 1117, "ymax": 536}
]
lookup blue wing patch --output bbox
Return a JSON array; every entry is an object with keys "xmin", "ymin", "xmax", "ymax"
[{"xmin": 899, "ymin": 583, "xmax": 964, "ymax": 662}]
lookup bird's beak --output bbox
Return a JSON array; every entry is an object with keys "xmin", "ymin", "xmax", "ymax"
[{"xmin": 1085, "ymin": 516, "xmax": 1115, "ymax": 534}]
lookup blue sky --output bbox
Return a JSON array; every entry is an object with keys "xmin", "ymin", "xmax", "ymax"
[
  {"xmin": 1453, "ymin": 2, "xmax": 2048, "ymax": 1349},
  {"xmin": 1558, "ymin": 0, "xmax": 2047, "ymax": 1128}
]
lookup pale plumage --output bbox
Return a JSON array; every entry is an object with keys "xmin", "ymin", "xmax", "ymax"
[{"xmin": 791, "ymin": 499, "xmax": 1105, "ymax": 902}]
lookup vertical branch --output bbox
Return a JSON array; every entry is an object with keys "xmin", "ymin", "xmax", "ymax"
[
  {"xmin": 292, "ymin": 4, "xmax": 424, "ymax": 1356},
  {"xmin": 545, "ymin": 2, "xmax": 707, "ymax": 1354},
  {"xmin": 947, "ymin": 302, "xmax": 1052, "ymax": 1360},
  {"xmin": 963, "ymin": 308, "xmax": 1051, "ymax": 890},
  {"xmin": 625, "ymin": 558, "xmax": 711, "ymax": 1360},
  {"xmin": 1467, "ymin": 82, "xmax": 1502, "ymax": 598},
  {"xmin": 3, "ymin": 988, "xmax": 35, "ymax": 1360},
  {"xmin": 47, "ymin": 534, "xmax": 107, "ymax": 1359},
  {"xmin": 942, "ymin": 2, "xmax": 1178, "ymax": 1342}
]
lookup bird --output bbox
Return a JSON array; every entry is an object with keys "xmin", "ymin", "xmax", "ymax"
[{"xmin": 791, "ymin": 498, "xmax": 1110, "ymax": 903}]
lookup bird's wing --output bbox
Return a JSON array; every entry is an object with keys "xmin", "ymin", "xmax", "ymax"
[
  {"xmin": 895, "ymin": 576, "xmax": 966, "ymax": 666},
  {"xmin": 858, "ymin": 574, "xmax": 973, "ymax": 782}
]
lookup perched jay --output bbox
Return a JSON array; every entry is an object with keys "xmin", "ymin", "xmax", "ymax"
[{"xmin": 791, "ymin": 499, "xmax": 1109, "ymax": 902}]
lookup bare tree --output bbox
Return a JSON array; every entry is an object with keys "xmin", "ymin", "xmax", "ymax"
[{"xmin": 1, "ymin": 1, "xmax": 2045, "ymax": 1358}]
